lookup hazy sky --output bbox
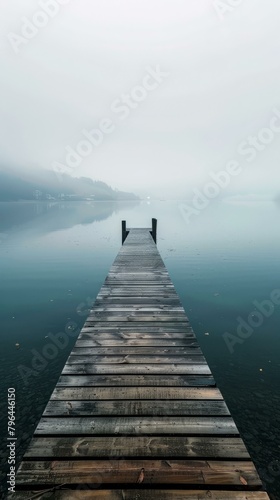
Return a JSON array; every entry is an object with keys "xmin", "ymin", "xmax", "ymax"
[{"xmin": 1, "ymin": 0, "xmax": 280, "ymax": 197}]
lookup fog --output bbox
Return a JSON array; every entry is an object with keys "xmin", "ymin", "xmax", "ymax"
[{"xmin": 1, "ymin": 0, "xmax": 280, "ymax": 198}]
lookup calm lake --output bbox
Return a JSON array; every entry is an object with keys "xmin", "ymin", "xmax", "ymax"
[{"xmin": 0, "ymin": 200, "xmax": 280, "ymax": 497}]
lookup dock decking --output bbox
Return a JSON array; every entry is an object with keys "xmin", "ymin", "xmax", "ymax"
[{"xmin": 13, "ymin": 220, "xmax": 269, "ymax": 499}]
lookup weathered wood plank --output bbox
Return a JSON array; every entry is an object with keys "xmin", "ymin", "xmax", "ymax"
[
  {"xmin": 35, "ymin": 417, "xmax": 238, "ymax": 436},
  {"xmin": 107, "ymin": 272, "xmax": 170, "ymax": 277},
  {"xmin": 111, "ymin": 260, "xmax": 166, "ymax": 264},
  {"xmin": 111, "ymin": 262, "xmax": 166, "ymax": 265},
  {"xmin": 78, "ymin": 335, "xmax": 196, "ymax": 343},
  {"xmin": 97, "ymin": 292, "xmax": 179, "ymax": 298},
  {"xmin": 99, "ymin": 271, "xmax": 171, "ymax": 276},
  {"xmin": 105, "ymin": 279, "xmax": 172, "ymax": 284},
  {"xmin": 78, "ymin": 332, "xmax": 195, "ymax": 340},
  {"xmin": 109, "ymin": 262, "xmax": 167, "ymax": 266},
  {"xmin": 71, "ymin": 347, "xmax": 203, "ymax": 355},
  {"xmin": 108, "ymin": 265, "xmax": 168, "ymax": 269},
  {"xmin": 107, "ymin": 264, "xmax": 167, "ymax": 267},
  {"xmin": 94, "ymin": 298, "xmax": 182, "ymax": 305},
  {"xmin": 109, "ymin": 267, "xmax": 168, "ymax": 272},
  {"xmin": 104, "ymin": 264, "xmax": 168, "ymax": 268},
  {"xmin": 50, "ymin": 387, "xmax": 221, "ymax": 400},
  {"xmin": 101, "ymin": 279, "xmax": 176, "ymax": 286},
  {"xmin": 66, "ymin": 355, "xmax": 207, "ymax": 365},
  {"xmin": 43, "ymin": 400, "xmax": 229, "ymax": 417},
  {"xmin": 15, "ymin": 459, "xmax": 261, "ymax": 486},
  {"xmin": 90, "ymin": 306, "xmax": 185, "ymax": 312},
  {"xmin": 80, "ymin": 325, "xmax": 193, "ymax": 332},
  {"xmin": 98, "ymin": 286, "xmax": 176, "ymax": 291},
  {"xmin": 105, "ymin": 281, "xmax": 175, "ymax": 285},
  {"xmin": 23, "ymin": 436, "xmax": 250, "ymax": 459},
  {"xmin": 78, "ymin": 333, "xmax": 195, "ymax": 340},
  {"xmin": 75, "ymin": 339, "xmax": 199, "ymax": 347},
  {"xmin": 9, "ymin": 491, "xmax": 271, "ymax": 500},
  {"xmin": 112, "ymin": 254, "xmax": 164, "ymax": 259},
  {"xmin": 111, "ymin": 260, "xmax": 165, "ymax": 263},
  {"xmin": 56, "ymin": 375, "xmax": 216, "ymax": 387},
  {"xmin": 85, "ymin": 314, "xmax": 189, "ymax": 322},
  {"xmin": 79, "ymin": 327, "xmax": 194, "ymax": 334},
  {"xmin": 62, "ymin": 364, "xmax": 211, "ymax": 375},
  {"xmin": 97, "ymin": 289, "xmax": 177, "ymax": 297},
  {"xmin": 98, "ymin": 284, "xmax": 175, "ymax": 288},
  {"xmin": 104, "ymin": 283, "xmax": 176, "ymax": 287}
]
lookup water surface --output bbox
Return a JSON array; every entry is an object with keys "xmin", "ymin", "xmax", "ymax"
[{"xmin": 0, "ymin": 200, "xmax": 279, "ymax": 497}]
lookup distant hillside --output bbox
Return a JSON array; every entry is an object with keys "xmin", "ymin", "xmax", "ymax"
[{"xmin": 0, "ymin": 168, "xmax": 139, "ymax": 201}]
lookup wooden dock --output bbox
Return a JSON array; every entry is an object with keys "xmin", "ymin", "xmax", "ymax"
[{"xmin": 13, "ymin": 219, "xmax": 270, "ymax": 499}]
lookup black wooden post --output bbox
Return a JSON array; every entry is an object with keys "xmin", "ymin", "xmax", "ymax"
[
  {"xmin": 122, "ymin": 220, "xmax": 127, "ymax": 244},
  {"xmin": 151, "ymin": 218, "xmax": 157, "ymax": 244}
]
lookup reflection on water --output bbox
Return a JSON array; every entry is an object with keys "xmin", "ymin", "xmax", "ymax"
[
  {"xmin": 0, "ymin": 200, "xmax": 279, "ymax": 497},
  {"xmin": 0, "ymin": 200, "xmax": 139, "ymax": 235}
]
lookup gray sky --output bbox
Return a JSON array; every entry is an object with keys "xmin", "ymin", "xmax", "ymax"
[{"xmin": 1, "ymin": 0, "xmax": 280, "ymax": 198}]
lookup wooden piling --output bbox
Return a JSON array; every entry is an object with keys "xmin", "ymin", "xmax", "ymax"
[
  {"xmin": 121, "ymin": 220, "xmax": 128, "ymax": 244},
  {"xmin": 151, "ymin": 217, "xmax": 157, "ymax": 243}
]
